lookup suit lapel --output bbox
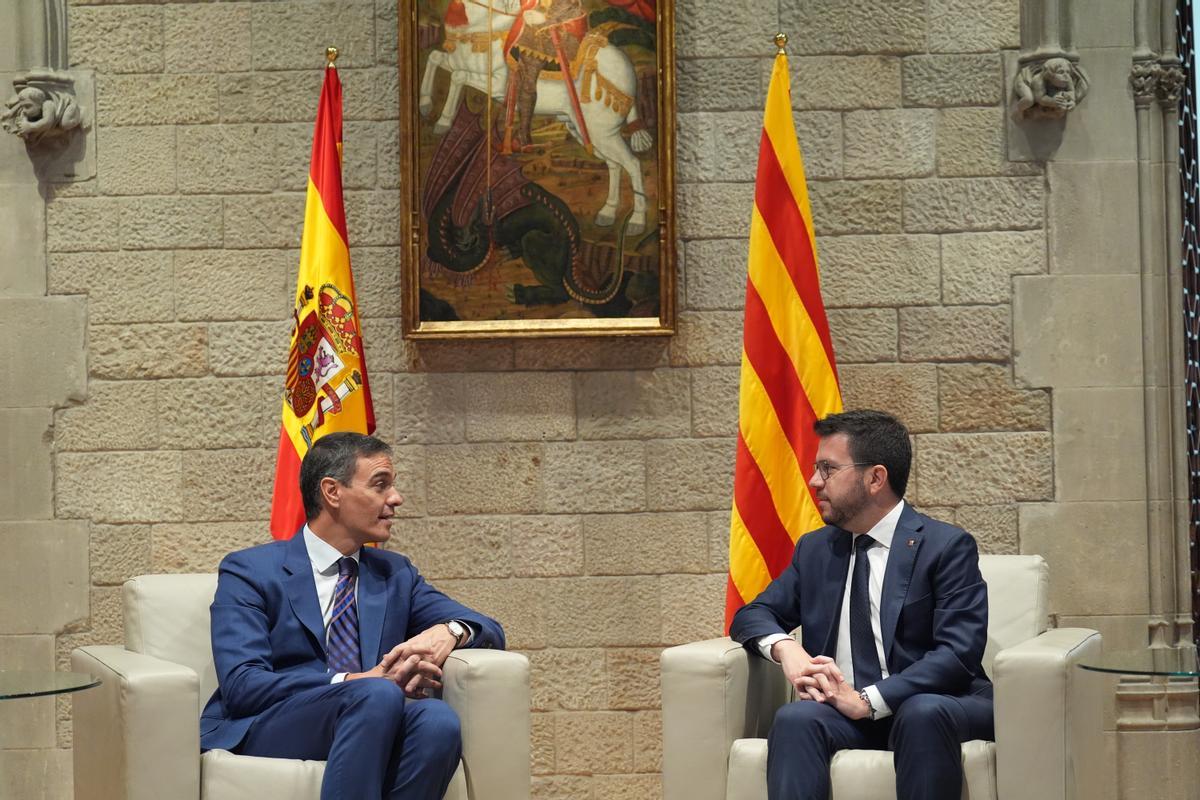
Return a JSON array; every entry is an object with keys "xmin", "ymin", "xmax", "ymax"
[
  {"xmin": 820, "ymin": 530, "xmax": 852, "ymax": 656},
  {"xmin": 357, "ymin": 550, "xmax": 387, "ymax": 666},
  {"xmin": 283, "ymin": 533, "xmax": 327, "ymax": 649},
  {"xmin": 880, "ymin": 505, "xmax": 924, "ymax": 659}
]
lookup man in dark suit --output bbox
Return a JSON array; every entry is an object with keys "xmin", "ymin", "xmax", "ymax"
[
  {"xmin": 200, "ymin": 432, "xmax": 505, "ymax": 800},
  {"xmin": 730, "ymin": 410, "xmax": 992, "ymax": 800}
]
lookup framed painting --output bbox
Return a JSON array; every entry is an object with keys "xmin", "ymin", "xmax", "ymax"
[{"xmin": 400, "ymin": 0, "xmax": 676, "ymax": 338}]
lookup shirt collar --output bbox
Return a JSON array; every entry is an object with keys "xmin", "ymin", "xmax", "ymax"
[
  {"xmin": 856, "ymin": 499, "xmax": 905, "ymax": 550},
  {"xmin": 302, "ymin": 524, "xmax": 360, "ymax": 575}
]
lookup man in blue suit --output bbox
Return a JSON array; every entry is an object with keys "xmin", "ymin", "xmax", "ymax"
[
  {"xmin": 200, "ymin": 432, "xmax": 505, "ymax": 799},
  {"xmin": 730, "ymin": 410, "xmax": 992, "ymax": 800}
]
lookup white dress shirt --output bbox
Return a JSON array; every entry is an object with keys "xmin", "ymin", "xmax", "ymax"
[{"xmin": 756, "ymin": 499, "xmax": 906, "ymax": 719}]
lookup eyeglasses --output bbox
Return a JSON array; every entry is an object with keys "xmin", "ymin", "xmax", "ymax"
[{"xmin": 811, "ymin": 460, "xmax": 873, "ymax": 481}]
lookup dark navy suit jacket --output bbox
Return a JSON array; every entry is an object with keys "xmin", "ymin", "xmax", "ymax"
[
  {"xmin": 200, "ymin": 533, "xmax": 505, "ymax": 752},
  {"xmin": 729, "ymin": 504, "xmax": 991, "ymax": 711}
]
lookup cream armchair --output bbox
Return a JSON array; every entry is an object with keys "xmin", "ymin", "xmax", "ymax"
[
  {"xmin": 71, "ymin": 574, "xmax": 530, "ymax": 800},
  {"xmin": 661, "ymin": 555, "xmax": 1104, "ymax": 800}
]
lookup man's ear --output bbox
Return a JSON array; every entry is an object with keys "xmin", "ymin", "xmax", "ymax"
[
  {"xmin": 318, "ymin": 476, "xmax": 342, "ymax": 512},
  {"xmin": 866, "ymin": 465, "xmax": 889, "ymax": 496}
]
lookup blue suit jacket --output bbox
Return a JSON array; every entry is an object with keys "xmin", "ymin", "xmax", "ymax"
[
  {"xmin": 729, "ymin": 504, "xmax": 991, "ymax": 711},
  {"xmin": 199, "ymin": 533, "xmax": 505, "ymax": 752}
]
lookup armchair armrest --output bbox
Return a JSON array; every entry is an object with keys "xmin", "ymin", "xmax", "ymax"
[
  {"xmin": 442, "ymin": 649, "xmax": 530, "ymax": 800},
  {"xmin": 661, "ymin": 637, "xmax": 790, "ymax": 800},
  {"xmin": 993, "ymin": 627, "xmax": 1103, "ymax": 800},
  {"xmin": 71, "ymin": 645, "xmax": 202, "ymax": 800}
]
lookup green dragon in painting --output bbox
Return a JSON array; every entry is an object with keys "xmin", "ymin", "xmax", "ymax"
[{"xmin": 422, "ymin": 105, "xmax": 648, "ymax": 315}]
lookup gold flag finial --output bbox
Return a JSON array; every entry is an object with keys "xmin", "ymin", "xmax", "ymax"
[
  {"xmin": 774, "ymin": 33, "xmax": 788, "ymax": 55},
  {"xmin": 326, "ymin": 47, "xmax": 339, "ymax": 67}
]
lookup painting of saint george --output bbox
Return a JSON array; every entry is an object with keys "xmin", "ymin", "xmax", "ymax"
[{"xmin": 401, "ymin": 0, "xmax": 676, "ymax": 338}]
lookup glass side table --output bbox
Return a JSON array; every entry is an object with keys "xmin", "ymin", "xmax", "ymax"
[
  {"xmin": 1077, "ymin": 648, "xmax": 1199, "ymax": 678},
  {"xmin": 0, "ymin": 671, "xmax": 100, "ymax": 700}
]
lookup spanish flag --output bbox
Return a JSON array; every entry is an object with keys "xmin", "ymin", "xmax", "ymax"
[
  {"xmin": 725, "ymin": 44, "xmax": 843, "ymax": 629},
  {"xmin": 269, "ymin": 61, "xmax": 375, "ymax": 540}
]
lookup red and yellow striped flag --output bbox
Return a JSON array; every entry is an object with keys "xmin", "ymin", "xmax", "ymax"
[
  {"xmin": 725, "ymin": 47, "xmax": 843, "ymax": 629},
  {"xmin": 270, "ymin": 62, "xmax": 375, "ymax": 540}
]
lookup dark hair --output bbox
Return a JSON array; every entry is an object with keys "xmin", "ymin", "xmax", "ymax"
[
  {"xmin": 813, "ymin": 410, "xmax": 911, "ymax": 498},
  {"xmin": 299, "ymin": 432, "xmax": 393, "ymax": 520}
]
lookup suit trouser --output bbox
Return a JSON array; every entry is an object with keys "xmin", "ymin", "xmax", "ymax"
[
  {"xmin": 234, "ymin": 678, "xmax": 461, "ymax": 800},
  {"xmin": 766, "ymin": 692, "xmax": 994, "ymax": 800}
]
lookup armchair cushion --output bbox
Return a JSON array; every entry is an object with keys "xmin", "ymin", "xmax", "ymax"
[
  {"xmin": 977, "ymin": 555, "xmax": 1050, "ymax": 676},
  {"xmin": 725, "ymin": 738, "xmax": 998, "ymax": 800},
  {"xmin": 200, "ymin": 750, "xmax": 326, "ymax": 800},
  {"xmin": 198, "ymin": 751, "xmax": 469, "ymax": 800},
  {"xmin": 123, "ymin": 573, "xmax": 219, "ymax": 710}
]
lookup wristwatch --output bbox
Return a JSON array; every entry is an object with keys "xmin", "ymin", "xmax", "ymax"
[
  {"xmin": 446, "ymin": 620, "xmax": 468, "ymax": 649},
  {"xmin": 858, "ymin": 689, "xmax": 877, "ymax": 721}
]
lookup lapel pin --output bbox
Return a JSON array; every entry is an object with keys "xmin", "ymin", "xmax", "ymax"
[{"xmin": 907, "ymin": 538, "xmax": 916, "ymax": 547}]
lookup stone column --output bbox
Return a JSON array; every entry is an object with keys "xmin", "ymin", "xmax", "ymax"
[
  {"xmin": 0, "ymin": 1, "xmax": 89, "ymax": 798},
  {"xmin": 1155, "ymin": 0, "xmax": 1196, "ymax": 657},
  {"xmin": 1131, "ymin": 0, "xmax": 1175, "ymax": 660},
  {"xmin": 1019, "ymin": 0, "xmax": 1073, "ymax": 55}
]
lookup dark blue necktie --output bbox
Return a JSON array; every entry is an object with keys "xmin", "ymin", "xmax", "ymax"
[
  {"xmin": 326, "ymin": 557, "xmax": 362, "ymax": 674},
  {"xmin": 850, "ymin": 534, "xmax": 882, "ymax": 688}
]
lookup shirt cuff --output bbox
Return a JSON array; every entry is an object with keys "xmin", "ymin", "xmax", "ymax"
[
  {"xmin": 863, "ymin": 685, "xmax": 892, "ymax": 719},
  {"xmin": 331, "ymin": 672, "xmax": 348, "ymax": 684},
  {"xmin": 756, "ymin": 633, "xmax": 792, "ymax": 663}
]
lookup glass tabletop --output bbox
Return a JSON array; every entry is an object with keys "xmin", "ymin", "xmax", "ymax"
[
  {"xmin": 0, "ymin": 671, "xmax": 100, "ymax": 700},
  {"xmin": 1077, "ymin": 649, "xmax": 1200, "ymax": 678}
]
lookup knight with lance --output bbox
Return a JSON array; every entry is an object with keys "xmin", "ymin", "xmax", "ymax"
[{"xmin": 502, "ymin": 0, "xmax": 591, "ymax": 152}]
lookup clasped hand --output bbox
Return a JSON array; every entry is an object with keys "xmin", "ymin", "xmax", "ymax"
[
  {"xmin": 773, "ymin": 640, "xmax": 870, "ymax": 720},
  {"xmin": 346, "ymin": 624, "xmax": 459, "ymax": 699}
]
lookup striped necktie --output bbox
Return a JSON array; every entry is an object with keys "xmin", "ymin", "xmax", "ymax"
[{"xmin": 326, "ymin": 556, "xmax": 362, "ymax": 674}]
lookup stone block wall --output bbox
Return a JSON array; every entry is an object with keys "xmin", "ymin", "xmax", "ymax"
[{"xmin": 6, "ymin": 0, "xmax": 1166, "ymax": 798}]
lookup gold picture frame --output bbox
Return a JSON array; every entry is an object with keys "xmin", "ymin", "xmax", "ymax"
[{"xmin": 400, "ymin": 0, "xmax": 676, "ymax": 339}]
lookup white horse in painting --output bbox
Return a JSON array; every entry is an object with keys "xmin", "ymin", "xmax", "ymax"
[{"xmin": 419, "ymin": 0, "xmax": 653, "ymax": 233}]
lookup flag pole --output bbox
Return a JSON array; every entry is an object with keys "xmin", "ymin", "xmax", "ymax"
[
  {"xmin": 775, "ymin": 32, "xmax": 787, "ymax": 55},
  {"xmin": 326, "ymin": 46, "xmax": 339, "ymax": 67}
]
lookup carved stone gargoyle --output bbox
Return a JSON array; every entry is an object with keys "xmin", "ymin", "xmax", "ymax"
[
  {"xmin": 1, "ymin": 69, "xmax": 84, "ymax": 146},
  {"xmin": 1011, "ymin": 57, "xmax": 1090, "ymax": 120}
]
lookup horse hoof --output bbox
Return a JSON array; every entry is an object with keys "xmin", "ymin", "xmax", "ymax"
[
  {"xmin": 433, "ymin": 120, "xmax": 450, "ymax": 135},
  {"xmin": 595, "ymin": 211, "xmax": 616, "ymax": 227},
  {"xmin": 627, "ymin": 221, "xmax": 645, "ymax": 235},
  {"xmin": 419, "ymin": 100, "xmax": 432, "ymax": 117}
]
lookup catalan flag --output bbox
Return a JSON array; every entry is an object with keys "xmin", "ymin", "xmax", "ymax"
[
  {"xmin": 269, "ymin": 59, "xmax": 375, "ymax": 540},
  {"xmin": 725, "ymin": 44, "xmax": 843, "ymax": 629}
]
